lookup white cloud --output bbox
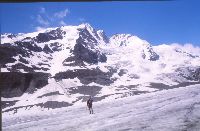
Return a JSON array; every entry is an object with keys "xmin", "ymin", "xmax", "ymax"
[
  {"xmin": 54, "ymin": 9, "xmax": 69, "ymax": 19},
  {"xmin": 35, "ymin": 26, "xmax": 45, "ymax": 31},
  {"xmin": 39, "ymin": 7, "xmax": 46, "ymax": 14},
  {"xmin": 171, "ymin": 43, "xmax": 200, "ymax": 55},
  {"xmin": 59, "ymin": 20, "xmax": 67, "ymax": 26},
  {"xmin": 36, "ymin": 15, "xmax": 49, "ymax": 26},
  {"xmin": 33, "ymin": 8, "xmax": 70, "ymax": 31}
]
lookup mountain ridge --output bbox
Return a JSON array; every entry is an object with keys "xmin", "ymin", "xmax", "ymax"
[{"xmin": 1, "ymin": 23, "xmax": 200, "ymax": 115}]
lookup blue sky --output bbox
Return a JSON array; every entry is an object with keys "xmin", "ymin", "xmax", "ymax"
[{"xmin": 0, "ymin": 1, "xmax": 200, "ymax": 46}]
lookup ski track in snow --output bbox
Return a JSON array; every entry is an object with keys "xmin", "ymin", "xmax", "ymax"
[{"xmin": 2, "ymin": 84, "xmax": 200, "ymax": 131}]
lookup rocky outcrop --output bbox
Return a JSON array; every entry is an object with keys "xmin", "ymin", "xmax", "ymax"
[
  {"xmin": 97, "ymin": 30, "xmax": 109, "ymax": 43},
  {"xmin": 175, "ymin": 66, "xmax": 200, "ymax": 81},
  {"xmin": 72, "ymin": 28, "xmax": 107, "ymax": 64},
  {"xmin": 50, "ymin": 42, "xmax": 62, "ymax": 52},
  {"xmin": 43, "ymin": 44, "xmax": 53, "ymax": 54},
  {"xmin": 35, "ymin": 28, "xmax": 64, "ymax": 43},
  {"xmin": 14, "ymin": 41, "xmax": 43, "ymax": 52},
  {"xmin": 74, "ymin": 38, "xmax": 107, "ymax": 63},
  {"xmin": 0, "ymin": 72, "xmax": 50, "ymax": 98},
  {"xmin": 54, "ymin": 67, "xmax": 117, "ymax": 85},
  {"xmin": 146, "ymin": 47, "xmax": 160, "ymax": 61},
  {"xmin": 0, "ymin": 40, "xmax": 43, "ymax": 69},
  {"xmin": 0, "ymin": 44, "xmax": 17, "ymax": 65}
]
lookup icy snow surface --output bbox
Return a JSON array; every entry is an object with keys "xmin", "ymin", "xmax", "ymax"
[{"xmin": 2, "ymin": 84, "xmax": 200, "ymax": 131}]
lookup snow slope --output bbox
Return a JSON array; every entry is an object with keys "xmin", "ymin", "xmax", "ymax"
[{"xmin": 3, "ymin": 84, "xmax": 200, "ymax": 131}]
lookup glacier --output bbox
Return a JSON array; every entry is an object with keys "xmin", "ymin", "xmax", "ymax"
[{"xmin": 2, "ymin": 84, "xmax": 200, "ymax": 131}]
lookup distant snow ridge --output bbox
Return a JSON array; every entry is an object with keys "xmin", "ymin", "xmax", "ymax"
[
  {"xmin": 1, "ymin": 23, "xmax": 200, "ymax": 115},
  {"xmin": 109, "ymin": 34, "xmax": 159, "ymax": 61}
]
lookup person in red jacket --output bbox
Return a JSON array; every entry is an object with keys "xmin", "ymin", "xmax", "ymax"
[{"xmin": 87, "ymin": 96, "xmax": 94, "ymax": 114}]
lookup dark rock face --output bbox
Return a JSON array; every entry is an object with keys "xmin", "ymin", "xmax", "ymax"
[
  {"xmin": 43, "ymin": 44, "xmax": 53, "ymax": 54},
  {"xmin": 99, "ymin": 54, "xmax": 107, "ymax": 62},
  {"xmin": 149, "ymin": 52, "xmax": 159, "ymax": 61},
  {"xmin": 37, "ymin": 62, "xmax": 51, "ymax": 67},
  {"xmin": 78, "ymin": 27, "xmax": 98, "ymax": 45},
  {"xmin": 0, "ymin": 40, "xmax": 43, "ymax": 69},
  {"xmin": 0, "ymin": 44, "xmax": 17, "ymax": 65},
  {"xmin": 36, "ymin": 33, "xmax": 51, "ymax": 43},
  {"xmin": 37, "ymin": 91, "xmax": 63, "ymax": 98},
  {"xmin": 0, "ymin": 72, "xmax": 50, "ymax": 98},
  {"xmin": 128, "ymin": 74, "xmax": 140, "ymax": 79},
  {"xmin": 141, "ymin": 46, "xmax": 159, "ymax": 61},
  {"xmin": 14, "ymin": 41, "xmax": 43, "ymax": 52},
  {"xmin": 0, "ymin": 44, "xmax": 29, "ymax": 66},
  {"xmin": 73, "ymin": 39, "xmax": 107, "ymax": 64},
  {"xmin": 97, "ymin": 30, "xmax": 109, "ymax": 43},
  {"xmin": 35, "ymin": 28, "xmax": 64, "ymax": 43},
  {"xmin": 37, "ymin": 101, "xmax": 72, "ymax": 109},
  {"xmin": 118, "ymin": 69, "xmax": 128, "ymax": 76},
  {"xmin": 7, "ymin": 34, "xmax": 17, "ymax": 39},
  {"xmin": 147, "ymin": 47, "xmax": 159, "ymax": 61},
  {"xmin": 63, "ymin": 55, "xmax": 86, "ymax": 67},
  {"xmin": 19, "ymin": 56, "xmax": 29, "ymax": 64},
  {"xmin": 22, "ymin": 37, "xmax": 32, "ymax": 41},
  {"xmin": 149, "ymin": 82, "xmax": 200, "ymax": 90},
  {"xmin": 2, "ymin": 101, "xmax": 72, "ymax": 113},
  {"xmin": 175, "ymin": 49, "xmax": 199, "ymax": 58},
  {"xmin": 0, "ymin": 40, "xmax": 52, "ymax": 72},
  {"xmin": 1, "ymin": 100, "xmax": 18, "ymax": 109},
  {"xmin": 50, "ymin": 42, "xmax": 62, "ymax": 52},
  {"xmin": 54, "ymin": 67, "xmax": 117, "ymax": 86},
  {"xmin": 31, "ymin": 65, "xmax": 49, "ymax": 71},
  {"xmin": 8, "ymin": 63, "xmax": 34, "ymax": 72},
  {"xmin": 68, "ymin": 86, "xmax": 102, "ymax": 96},
  {"xmin": 193, "ymin": 68, "xmax": 200, "ymax": 80},
  {"xmin": 71, "ymin": 28, "xmax": 107, "ymax": 64},
  {"xmin": 175, "ymin": 66, "xmax": 200, "ymax": 81}
]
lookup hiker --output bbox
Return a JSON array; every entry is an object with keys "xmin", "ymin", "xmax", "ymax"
[{"xmin": 87, "ymin": 96, "xmax": 94, "ymax": 114}]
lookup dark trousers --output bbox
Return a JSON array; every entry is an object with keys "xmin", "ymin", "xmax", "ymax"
[{"xmin": 88, "ymin": 107, "xmax": 93, "ymax": 114}]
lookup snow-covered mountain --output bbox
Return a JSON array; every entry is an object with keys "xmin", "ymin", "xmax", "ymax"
[{"xmin": 1, "ymin": 23, "xmax": 200, "ymax": 116}]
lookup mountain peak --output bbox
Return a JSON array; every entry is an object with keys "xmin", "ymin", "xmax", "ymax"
[
  {"xmin": 79, "ymin": 23, "xmax": 93, "ymax": 30},
  {"xmin": 110, "ymin": 33, "xmax": 149, "ymax": 47}
]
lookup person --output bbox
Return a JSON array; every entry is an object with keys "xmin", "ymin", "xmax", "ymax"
[{"xmin": 87, "ymin": 96, "xmax": 94, "ymax": 114}]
